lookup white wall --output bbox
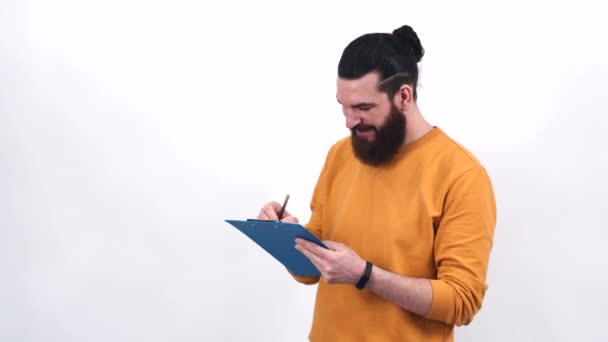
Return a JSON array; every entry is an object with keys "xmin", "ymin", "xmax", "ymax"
[{"xmin": 1, "ymin": 0, "xmax": 607, "ymax": 341}]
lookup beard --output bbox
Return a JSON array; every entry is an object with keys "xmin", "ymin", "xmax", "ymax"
[{"xmin": 351, "ymin": 104, "xmax": 406, "ymax": 166}]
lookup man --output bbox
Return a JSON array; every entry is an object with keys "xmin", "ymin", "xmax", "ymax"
[{"xmin": 257, "ymin": 24, "xmax": 496, "ymax": 342}]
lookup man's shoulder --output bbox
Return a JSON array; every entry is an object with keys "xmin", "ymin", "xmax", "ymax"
[
  {"xmin": 323, "ymin": 135, "xmax": 354, "ymax": 163},
  {"xmin": 425, "ymin": 128, "xmax": 493, "ymax": 188},
  {"xmin": 435, "ymin": 128, "xmax": 486, "ymax": 170}
]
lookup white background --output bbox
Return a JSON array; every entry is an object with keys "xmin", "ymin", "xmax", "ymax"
[{"xmin": 1, "ymin": 0, "xmax": 607, "ymax": 341}]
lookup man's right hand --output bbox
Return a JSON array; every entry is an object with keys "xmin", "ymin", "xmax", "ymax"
[{"xmin": 257, "ymin": 201, "xmax": 299, "ymax": 223}]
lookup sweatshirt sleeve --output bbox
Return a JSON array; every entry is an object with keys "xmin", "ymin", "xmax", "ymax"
[
  {"xmin": 425, "ymin": 166, "xmax": 497, "ymax": 326},
  {"xmin": 289, "ymin": 143, "xmax": 337, "ymax": 285}
]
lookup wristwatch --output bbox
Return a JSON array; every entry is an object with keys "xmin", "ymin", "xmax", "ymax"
[{"xmin": 355, "ymin": 261, "xmax": 373, "ymax": 290}]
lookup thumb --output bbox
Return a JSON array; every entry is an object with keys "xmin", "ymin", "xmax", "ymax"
[
  {"xmin": 322, "ymin": 240, "xmax": 344, "ymax": 250},
  {"xmin": 280, "ymin": 215, "xmax": 299, "ymax": 224}
]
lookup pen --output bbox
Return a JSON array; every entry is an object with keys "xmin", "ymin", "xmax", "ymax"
[{"xmin": 277, "ymin": 194, "xmax": 290, "ymax": 221}]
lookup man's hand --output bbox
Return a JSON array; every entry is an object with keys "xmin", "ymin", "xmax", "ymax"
[
  {"xmin": 296, "ymin": 237, "xmax": 433, "ymax": 318},
  {"xmin": 295, "ymin": 238, "xmax": 366, "ymax": 284},
  {"xmin": 257, "ymin": 201, "xmax": 299, "ymax": 223}
]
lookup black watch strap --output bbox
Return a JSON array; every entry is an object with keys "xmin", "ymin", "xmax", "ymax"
[{"xmin": 355, "ymin": 261, "xmax": 373, "ymax": 290}]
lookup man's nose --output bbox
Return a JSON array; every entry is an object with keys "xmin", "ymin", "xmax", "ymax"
[{"xmin": 344, "ymin": 111, "xmax": 361, "ymax": 130}]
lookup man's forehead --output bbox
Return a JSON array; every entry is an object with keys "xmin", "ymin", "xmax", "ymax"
[{"xmin": 336, "ymin": 72, "xmax": 383, "ymax": 104}]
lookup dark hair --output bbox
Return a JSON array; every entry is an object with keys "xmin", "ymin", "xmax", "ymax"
[{"xmin": 337, "ymin": 25, "xmax": 425, "ymax": 100}]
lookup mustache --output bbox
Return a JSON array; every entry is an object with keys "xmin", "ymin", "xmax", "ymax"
[{"xmin": 353, "ymin": 124, "xmax": 376, "ymax": 132}]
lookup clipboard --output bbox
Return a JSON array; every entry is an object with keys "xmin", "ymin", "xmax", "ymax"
[{"xmin": 224, "ymin": 219, "xmax": 327, "ymax": 276}]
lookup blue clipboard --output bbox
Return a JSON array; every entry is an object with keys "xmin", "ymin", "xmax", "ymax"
[{"xmin": 224, "ymin": 219, "xmax": 327, "ymax": 276}]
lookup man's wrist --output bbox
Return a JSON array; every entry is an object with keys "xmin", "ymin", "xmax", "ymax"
[{"xmin": 355, "ymin": 261, "xmax": 374, "ymax": 290}]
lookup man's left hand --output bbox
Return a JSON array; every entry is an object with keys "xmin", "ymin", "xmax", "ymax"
[{"xmin": 295, "ymin": 238, "xmax": 366, "ymax": 284}]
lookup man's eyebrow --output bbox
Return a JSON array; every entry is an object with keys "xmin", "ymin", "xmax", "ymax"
[
  {"xmin": 352, "ymin": 102, "xmax": 375, "ymax": 109},
  {"xmin": 336, "ymin": 97, "xmax": 376, "ymax": 108}
]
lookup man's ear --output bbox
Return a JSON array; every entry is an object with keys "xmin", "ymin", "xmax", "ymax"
[{"xmin": 393, "ymin": 84, "xmax": 413, "ymax": 111}]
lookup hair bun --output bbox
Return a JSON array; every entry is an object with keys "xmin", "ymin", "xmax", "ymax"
[{"xmin": 392, "ymin": 25, "xmax": 425, "ymax": 62}]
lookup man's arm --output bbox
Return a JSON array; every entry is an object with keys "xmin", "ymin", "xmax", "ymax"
[
  {"xmin": 295, "ymin": 239, "xmax": 432, "ymax": 315},
  {"xmin": 365, "ymin": 266, "xmax": 432, "ymax": 317},
  {"xmin": 295, "ymin": 165, "xmax": 497, "ymax": 326},
  {"xmin": 257, "ymin": 201, "xmax": 320, "ymax": 284}
]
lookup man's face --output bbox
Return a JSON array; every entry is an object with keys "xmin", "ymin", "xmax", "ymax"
[{"xmin": 336, "ymin": 72, "xmax": 406, "ymax": 166}]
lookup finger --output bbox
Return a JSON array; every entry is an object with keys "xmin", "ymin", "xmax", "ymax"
[
  {"xmin": 272, "ymin": 202, "xmax": 293, "ymax": 219},
  {"xmin": 257, "ymin": 207, "xmax": 267, "ymax": 220},
  {"xmin": 266, "ymin": 201, "xmax": 284, "ymax": 212},
  {"xmin": 295, "ymin": 243, "xmax": 327, "ymax": 270},
  {"xmin": 322, "ymin": 240, "xmax": 344, "ymax": 251},
  {"xmin": 280, "ymin": 215, "xmax": 299, "ymax": 223},
  {"xmin": 279, "ymin": 209, "xmax": 293, "ymax": 219},
  {"xmin": 296, "ymin": 238, "xmax": 333, "ymax": 259},
  {"xmin": 262, "ymin": 202, "xmax": 279, "ymax": 220},
  {"xmin": 257, "ymin": 205, "xmax": 273, "ymax": 220},
  {"xmin": 269, "ymin": 201, "xmax": 286, "ymax": 219}
]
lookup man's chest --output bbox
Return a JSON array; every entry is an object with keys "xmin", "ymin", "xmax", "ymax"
[{"xmin": 321, "ymin": 166, "xmax": 444, "ymax": 273}]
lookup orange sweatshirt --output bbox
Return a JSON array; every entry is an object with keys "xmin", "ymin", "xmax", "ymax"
[{"xmin": 293, "ymin": 127, "xmax": 496, "ymax": 342}]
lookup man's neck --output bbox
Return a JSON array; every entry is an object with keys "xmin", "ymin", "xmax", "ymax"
[{"xmin": 404, "ymin": 108, "xmax": 433, "ymax": 145}]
